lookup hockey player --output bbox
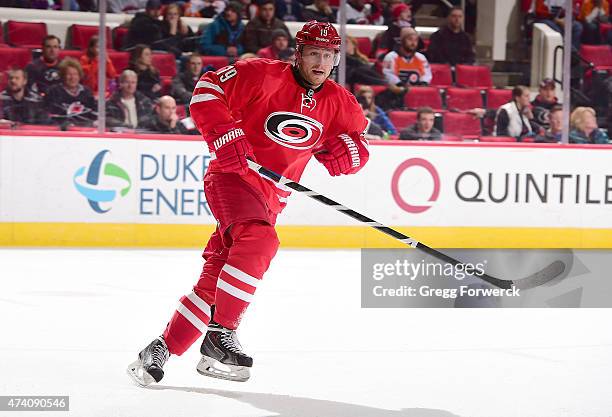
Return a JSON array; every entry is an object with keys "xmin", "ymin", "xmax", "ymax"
[{"xmin": 128, "ymin": 21, "xmax": 370, "ymax": 386}]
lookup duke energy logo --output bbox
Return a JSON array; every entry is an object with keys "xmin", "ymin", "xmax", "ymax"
[{"xmin": 74, "ymin": 150, "xmax": 132, "ymax": 213}]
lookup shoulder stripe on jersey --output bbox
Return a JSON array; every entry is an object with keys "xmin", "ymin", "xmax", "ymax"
[
  {"xmin": 195, "ymin": 80, "xmax": 224, "ymax": 95},
  {"xmin": 191, "ymin": 93, "xmax": 219, "ymax": 105}
]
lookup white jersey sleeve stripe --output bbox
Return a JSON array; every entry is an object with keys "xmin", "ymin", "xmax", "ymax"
[
  {"xmin": 186, "ymin": 291, "xmax": 211, "ymax": 318},
  {"xmin": 177, "ymin": 303, "xmax": 207, "ymax": 332},
  {"xmin": 195, "ymin": 81, "xmax": 224, "ymax": 95},
  {"xmin": 190, "ymin": 94, "xmax": 220, "ymax": 105},
  {"xmin": 217, "ymin": 278, "xmax": 254, "ymax": 303},
  {"xmin": 222, "ymin": 264, "xmax": 260, "ymax": 288}
]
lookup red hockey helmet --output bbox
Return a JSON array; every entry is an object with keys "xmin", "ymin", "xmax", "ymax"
[{"xmin": 295, "ymin": 21, "xmax": 341, "ymax": 52}]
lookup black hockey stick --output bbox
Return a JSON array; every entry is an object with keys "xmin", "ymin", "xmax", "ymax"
[{"xmin": 247, "ymin": 159, "xmax": 564, "ymax": 291}]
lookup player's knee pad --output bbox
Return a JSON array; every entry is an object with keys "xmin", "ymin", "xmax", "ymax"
[{"xmin": 228, "ymin": 221, "xmax": 280, "ymax": 272}]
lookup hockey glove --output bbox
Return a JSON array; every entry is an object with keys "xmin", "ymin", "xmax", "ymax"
[
  {"xmin": 209, "ymin": 126, "xmax": 253, "ymax": 175},
  {"xmin": 315, "ymin": 134, "xmax": 361, "ymax": 177}
]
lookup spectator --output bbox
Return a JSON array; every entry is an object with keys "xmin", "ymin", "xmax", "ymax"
[
  {"xmin": 171, "ymin": 53, "xmax": 205, "ymax": 104},
  {"xmin": 237, "ymin": 0, "xmax": 258, "ymax": 20},
  {"xmin": 108, "ymin": 0, "xmax": 147, "ymax": 13},
  {"xmin": 79, "ymin": 35, "xmax": 118, "ymax": 97},
  {"xmin": 275, "ymin": 0, "xmax": 303, "ymax": 21},
  {"xmin": 426, "ymin": 6, "xmax": 476, "ymax": 65},
  {"xmin": 45, "ymin": 58, "xmax": 97, "ymax": 125},
  {"xmin": 128, "ymin": 44, "xmax": 162, "ymax": 100},
  {"xmin": 346, "ymin": 36, "xmax": 388, "ymax": 86},
  {"xmin": 161, "ymin": 3, "xmax": 196, "ymax": 56},
  {"xmin": 123, "ymin": 0, "xmax": 163, "ymax": 49},
  {"xmin": 531, "ymin": 78, "xmax": 559, "ymax": 129},
  {"xmin": 244, "ymin": 0, "xmax": 291, "ymax": 54},
  {"xmin": 494, "ymin": 85, "xmax": 540, "ymax": 140},
  {"xmin": 185, "ymin": 0, "xmax": 227, "ymax": 17},
  {"xmin": 537, "ymin": 104, "xmax": 563, "ymax": 142},
  {"xmin": 200, "ymin": 2, "xmax": 246, "ymax": 57},
  {"xmin": 578, "ymin": 0, "xmax": 609, "ymax": 44},
  {"xmin": 569, "ymin": 106, "xmax": 610, "ymax": 143},
  {"xmin": 106, "ymin": 70, "xmax": 154, "ymax": 129},
  {"xmin": 356, "ymin": 85, "xmax": 397, "ymax": 135},
  {"xmin": 278, "ymin": 47, "xmax": 296, "ymax": 64},
  {"xmin": 142, "ymin": 95, "xmax": 194, "ymax": 134},
  {"xmin": 400, "ymin": 106, "xmax": 442, "ymax": 140},
  {"xmin": 340, "ymin": 0, "xmax": 383, "ymax": 25},
  {"xmin": 356, "ymin": 96, "xmax": 385, "ymax": 139},
  {"xmin": 376, "ymin": 3, "xmax": 423, "ymax": 54},
  {"xmin": 25, "ymin": 35, "xmax": 62, "ymax": 96},
  {"xmin": 534, "ymin": 0, "xmax": 583, "ymax": 50},
  {"xmin": 301, "ymin": 0, "xmax": 335, "ymax": 23},
  {"xmin": 0, "ymin": 69, "xmax": 48, "ymax": 124},
  {"xmin": 257, "ymin": 29, "xmax": 289, "ymax": 59},
  {"xmin": 383, "ymin": 28, "xmax": 432, "ymax": 87}
]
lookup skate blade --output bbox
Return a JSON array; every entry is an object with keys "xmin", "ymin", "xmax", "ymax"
[
  {"xmin": 196, "ymin": 356, "xmax": 250, "ymax": 382},
  {"xmin": 127, "ymin": 360, "xmax": 157, "ymax": 387}
]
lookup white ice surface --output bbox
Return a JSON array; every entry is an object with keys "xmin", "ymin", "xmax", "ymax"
[{"xmin": 1, "ymin": 249, "xmax": 611, "ymax": 417}]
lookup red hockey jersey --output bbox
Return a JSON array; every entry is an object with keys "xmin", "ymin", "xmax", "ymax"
[{"xmin": 190, "ymin": 58, "xmax": 369, "ymax": 214}]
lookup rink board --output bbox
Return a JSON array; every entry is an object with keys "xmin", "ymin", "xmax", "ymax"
[{"xmin": 0, "ymin": 133, "xmax": 611, "ymax": 248}]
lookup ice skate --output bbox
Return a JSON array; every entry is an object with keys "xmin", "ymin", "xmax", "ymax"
[
  {"xmin": 127, "ymin": 336, "xmax": 170, "ymax": 387},
  {"xmin": 197, "ymin": 322, "xmax": 252, "ymax": 382}
]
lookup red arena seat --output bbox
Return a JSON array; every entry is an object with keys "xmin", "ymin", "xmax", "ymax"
[
  {"xmin": 6, "ymin": 20, "xmax": 47, "ymax": 48},
  {"xmin": 455, "ymin": 64, "xmax": 493, "ymax": 89},
  {"xmin": 486, "ymin": 88, "xmax": 512, "ymax": 109},
  {"xmin": 443, "ymin": 112, "xmax": 482, "ymax": 137},
  {"xmin": 112, "ymin": 26, "xmax": 129, "ymax": 50},
  {"xmin": 387, "ymin": 110, "xmax": 417, "ymax": 131},
  {"xmin": 446, "ymin": 87, "xmax": 483, "ymax": 111},
  {"xmin": 58, "ymin": 50, "xmax": 82, "ymax": 60},
  {"xmin": 108, "ymin": 51, "xmax": 130, "ymax": 72},
  {"xmin": 355, "ymin": 36, "xmax": 372, "ymax": 57},
  {"xmin": 580, "ymin": 44, "xmax": 612, "ymax": 70},
  {"xmin": 0, "ymin": 46, "xmax": 32, "ymax": 72},
  {"xmin": 404, "ymin": 86, "xmax": 443, "ymax": 111},
  {"xmin": 201, "ymin": 55, "xmax": 229, "ymax": 70},
  {"xmin": 152, "ymin": 52, "xmax": 177, "ymax": 77},
  {"xmin": 69, "ymin": 24, "xmax": 112, "ymax": 50},
  {"xmin": 429, "ymin": 64, "xmax": 453, "ymax": 89}
]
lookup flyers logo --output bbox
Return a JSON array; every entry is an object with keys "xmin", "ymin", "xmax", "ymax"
[{"xmin": 264, "ymin": 112, "xmax": 324, "ymax": 150}]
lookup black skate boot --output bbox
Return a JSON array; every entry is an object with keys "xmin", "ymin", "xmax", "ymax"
[
  {"xmin": 197, "ymin": 321, "xmax": 252, "ymax": 382},
  {"xmin": 127, "ymin": 336, "xmax": 170, "ymax": 387}
]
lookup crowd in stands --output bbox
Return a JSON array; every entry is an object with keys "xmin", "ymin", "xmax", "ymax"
[{"xmin": 0, "ymin": 0, "xmax": 610, "ymax": 143}]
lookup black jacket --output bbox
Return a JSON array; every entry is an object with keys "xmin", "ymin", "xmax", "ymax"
[
  {"xmin": 25, "ymin": 58, "xmax": 61, "ymax": 96},
  {"xmin": 45, "ymin": 84, "xmax": 97, "ymax": 125},
  {"xmin": 105, "ymin": 91, "xmax": 154, "ymax": 128},
  {"xmin": 130, "ymin": 65, "xmax": 161, "ymax": 100},
  {"xmin": 426, "ymin": 26, "xmax": 475, "ymax": 66},
  {"xmin": 124, "ymin": 12, "xmax": 163, "ymax": 49},
  {"xmin": 0, "ymin": 89, "xmax": 49, "ymax": 124}
]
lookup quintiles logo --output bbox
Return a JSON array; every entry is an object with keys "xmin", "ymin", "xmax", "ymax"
[{"xmin": 73, "ymin": 150, "xmax": 131, "ymax": 213}]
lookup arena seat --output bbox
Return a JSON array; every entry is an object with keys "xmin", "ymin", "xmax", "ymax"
[
  {"xmin": 443, "ymin": 112, "xmax": 482, "ymax": 137},
  {"xmin": 69, "ymin": 24, "xmax": 112, "ymax": 50},
  {"xmin": 580, "ymin": 44, "xmax": 612, "ymax": 70},
  {"xmin": 387, "ymin": 110, "xmax": 417, "ymax": 131},
  {"xmin": 486, "ymin": 88, "xmax": 512, "ymax": 109},
  {"xmin": 404, "ymin": 86, "xmax": 443, "ymax": 111},
  {"xmin": 152, "ymin": 53, "xmax": 177, "ymax": 77},
  {"xmin": 599, "ymin": 23, "xmax": 612, "ymax": 42},
  {"xmin": 455, "ymin": 64, "xmax": 493, "ymax": 89},
  {"xmin": 0, "ymin": 23, "xmax": 6, "ymax": 47},
  {"xmin": 355, "ymin": 36, "xmax": 372, "ymax": 57},
  {"xmin": 108, "ymin": 51, "xmax": 130, "ymax": 72},
  {"xmin": 6, "ymin": 20, "xmax": 47, "ymax": 49},
  {"xmin": 58, "ymin": 50, "xmax": 82, "ymax": 60},
  {"xmin": 112, "ymin": 26, "xmax": 129, "ymax": 50},
  {"xmin": 429, "ymin": 64, "xmax": 453, "ymax": 89},
  {"xmin": 0, "ymin": 46, "xmax": 33, "ymax": 72},
  {"xmin": 445, "ymin": 87, "xmax": 483, "ymax": 111},
  {"xmin": 479, "ymin": 136, "xmax": 517, "ymax": 143},
  {"xmin": 201, "ymin": 55, "xmax": 229, "ymax": 70}
]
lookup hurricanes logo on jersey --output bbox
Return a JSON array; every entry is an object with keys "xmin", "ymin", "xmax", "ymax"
[{"xmin": 264, "ymin": 112, "xmax": 324, "ymax": 150}]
